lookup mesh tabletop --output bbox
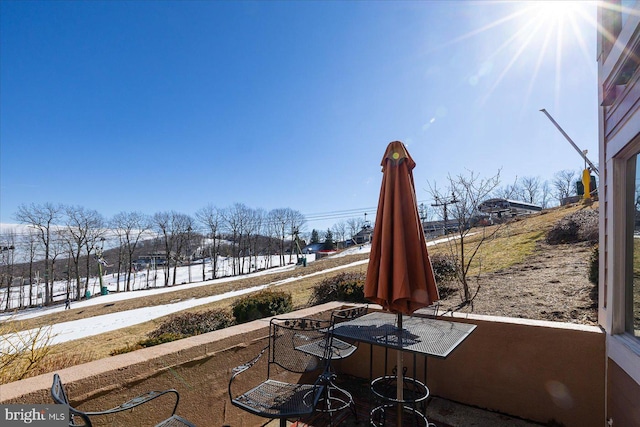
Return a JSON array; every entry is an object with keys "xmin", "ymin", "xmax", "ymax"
[{"xmin": 331, "ymin": 312, "xmax": 476, "ymax": 358}]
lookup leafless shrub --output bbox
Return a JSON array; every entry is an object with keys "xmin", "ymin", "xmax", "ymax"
[
  {"xmin": 546, "ymin": 209, "xmax": 598, "ymax": 245},
  {"xmin": 0, "ymin": 319, "xmax": 56, "ymax": 384},
  {"xmin": 148, "ymin": 309, "xmax": 235, "ymax": 339},
  {"xmin": 26, "ymin": 350, "xmax": 96, "ymax": 378}
]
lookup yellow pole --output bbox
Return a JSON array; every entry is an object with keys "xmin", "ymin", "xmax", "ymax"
[{"xmin": 582, "ymin": 169, "xmax": 591, "ymax": 200}]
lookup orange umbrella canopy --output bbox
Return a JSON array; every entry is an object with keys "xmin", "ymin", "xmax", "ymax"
[{"xmin": 364, "ymin": 141, "xmax": 439, "ymax": 315}]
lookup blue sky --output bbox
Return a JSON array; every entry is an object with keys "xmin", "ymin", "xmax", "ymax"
[{"xmin": 0, "ymin": 1, "xmax": 599, "ymax": 232}]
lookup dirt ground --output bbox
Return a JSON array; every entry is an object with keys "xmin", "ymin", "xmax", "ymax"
[{"xmin": 437, "ymin": 240, "xmax": 598, "ymax": 326}]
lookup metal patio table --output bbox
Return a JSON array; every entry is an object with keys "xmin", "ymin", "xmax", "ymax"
[{"xmin": 331, "ymin": 311, "xmax": 476, "ymax": 426}]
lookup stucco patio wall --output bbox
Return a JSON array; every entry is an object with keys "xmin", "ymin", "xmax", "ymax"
[
  {"xmin": 0, "ymin": 304, "xmax": 605, "ymax": 427},
  {"xmin": 0, "ymin": 302, "xmax": 344, "ymax": 427},
  {"xmin": 337, "ymin": 312, "xmax": 606, "ymax": 427}
]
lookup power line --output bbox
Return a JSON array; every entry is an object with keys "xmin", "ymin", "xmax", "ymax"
[{"xmin": 301, "ymin": 200, "xmax": 432, "ymax": 224}]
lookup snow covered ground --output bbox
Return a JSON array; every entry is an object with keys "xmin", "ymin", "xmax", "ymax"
[
  {"xmin": 1, "ymin": 235, "xmax": 458, "ymax": 350},
  {"xmin": 0, "ymin": 244, "xmax": 371, "ymax": 350},
  {"xmin": 1, "ymin": 253, "xmax": 316, "ymax": 310}
]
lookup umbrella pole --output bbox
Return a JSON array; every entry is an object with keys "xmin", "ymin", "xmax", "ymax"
[{"xmin": 397, "ymin": 313, "xmax": 404, "ymax": 426}]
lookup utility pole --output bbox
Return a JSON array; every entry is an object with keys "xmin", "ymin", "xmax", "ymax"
[
  {"xmin": 187, "ymin": 226, "xmax": 192, "ymax": 283},
  {"xmin": 431, "ymin": 193, "xmax": 459, "ymax": 234}
]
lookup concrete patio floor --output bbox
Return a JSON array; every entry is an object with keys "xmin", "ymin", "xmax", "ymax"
[
  {"xmin": 264, "ymin": 393, "xmax": 543, "ymax": 427},
  {"xmin": 258, "ymin": 370, "xmax": 544, "ymax": 427}
]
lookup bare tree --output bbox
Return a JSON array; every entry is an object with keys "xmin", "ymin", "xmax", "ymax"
[
  {"xmin": 492, "ymin": 176, "xmax": 520, "ymax": 201},
  {"xmin": 15, "ymin": 203, "xmax": 63, "ymax": 305},
  {"xmin": 21, "ymin": 229, "xmax": 39, "ymax": 307},
  {"xmin": 265, "ymin": 209, "xmax": 286, "ymax": 268},
  {"xmin": 48, "ymin": 229, "xmax": 66, "ymax": 301},
  {"xmin": 113, "ymin": 231, "xmax": 126, "ymax": 292},
  {"xmin": 172, "ymin": 213, "xmax": 194, "ymax": 284},
  {"xmin": 346, "ymin": 217, "xmax": 366, "ymax": 241},
  {"xmin": 153, "ymin": 212, "xmax": 193, "ymax": 285},
  {"xmin": 540, "ymin": 180, "xmax": 553, "ymax": 209},
  {"xmin": 64, "ymin": 206, "xmax": 104, "ymax": 300},
  {"xmin": 248, "ymin": 208, "xmax": 266, "ymax": 273},
  {"xmin": 268, "ymin": 208, "xmax": 291, "ymax": 267},
  {"xmin": 224, "ymin": 204, "xmax": 252, "ymax": 275},
  {"xmin": 153, "ymin": 211, "xmax": 174, "ymax": 286},
  {"xmin": 552, "ymin": 169, "xmax": 578, "ymax": 204},
  {"xmin": 82, "ymin": 217, "xmax": 106, "ymax": 297},
  {"xmin": 331, "ymin": 221, "xmax": 348, "ymax": 247},
  {"xmin": 111, "ymin": 211, "xmax": 151, "ymax": 291},
  {"xmin": 196, "ymin": 205, "xmax": 224, "ymax": 279},
  {"xmin": 519, "ymin": 176, "xmax": 542, "ymax": 204},
  {"xmin": 428, "ymin": 169, "xmax": 501, "ymax": 307},
  {"xmin": 1, "ymin": 231, "xmax": 17, "ymax": 310}
]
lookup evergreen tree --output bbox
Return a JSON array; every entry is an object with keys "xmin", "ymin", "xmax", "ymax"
[
  {"xmin": 311, "ymin": 229, "xmax": 319, "ymax": 244},
  {"xmin": 323, "ymin": 229, "xmax": 334, "ymax": 250}
]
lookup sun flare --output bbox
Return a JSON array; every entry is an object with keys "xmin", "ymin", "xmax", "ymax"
[
  {"xmin": 528, "ymin": 0, "xmax": 584, "ymax": 24},
  {"xmin": 441, "ymin": 1, "xmax": 596, "ymax": 112}
]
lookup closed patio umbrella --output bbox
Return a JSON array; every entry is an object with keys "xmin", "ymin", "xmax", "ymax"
[{"xmin": 364, "ymin": 140, "xmax": 439, "ymax": 425}]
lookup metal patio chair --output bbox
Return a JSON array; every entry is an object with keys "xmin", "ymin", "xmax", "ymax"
[
  {"xmin": 295, "ymin": 305, "xmax": 369, "ymax": 423},
  {"xmin": 228, "ymin": 317, "xmax": 332, "ymax": 427},
  {"xmin": 51, "ymin": 373, "xmax": 196, "ymax": 427},
  {"xmin": 323, "ymin": 306, "xmax": 369, "ymax": 419}
]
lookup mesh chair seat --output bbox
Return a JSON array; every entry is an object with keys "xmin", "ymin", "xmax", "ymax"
[
  {"xmin": 232, "ymin": 379, "xmax": 322, "ymax": 418},
  {"xmin": 329, "ymin": 337, "xmax": 358, "ymax": 359},
  {"xmin": 229, "ymin": 318, "xmax": 332, "ymax": 427},
  {"xmin": 296, "ymin": 336, "xmax": 357, "ymax": 360}
]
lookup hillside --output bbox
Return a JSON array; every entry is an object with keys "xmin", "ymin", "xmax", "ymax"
[
  {"xmin": 438, "ymin": 240, "xmax": 597, "ymax": 324},
  {"xmin": 429, "ymin": 203, "xmax": 598, "ymax": 325},
  {"xmin": 1, "ymin": 202, "xmax": 599, "ymax": 382}
]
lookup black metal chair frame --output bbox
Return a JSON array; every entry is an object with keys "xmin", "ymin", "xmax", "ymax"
[
  {"xmin": 293, "ymin": 305, "xmax": 369, "ymax": 424},
  {"xmin": 228, "ymin": 317, "xmax": 333, "ymax": 427},
  {"xmin": 51, "ymin": 373, "xmax": 196, "ymax": 427},
  {"xmin": 323, "ymin": 306, "xmax": 369, "ymax": 418}
]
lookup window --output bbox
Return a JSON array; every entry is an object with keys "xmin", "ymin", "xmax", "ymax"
[{"xmin": 627, "ymin": 153, "xmax": 640, "ymax": 337}]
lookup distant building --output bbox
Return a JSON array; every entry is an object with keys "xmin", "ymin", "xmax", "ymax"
[
  {"xmin": 478, "ymin": 199, "xmax": 542, "ymax": 217},
  {"xmin": 421, "ymin": 219, "xmax": 459, "ymax": 238},
  {"xmin": 351, "ymin": 226, "xmax": 373, "ymax": 245}
]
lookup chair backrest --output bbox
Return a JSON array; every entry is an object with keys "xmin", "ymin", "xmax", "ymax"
[
  {"xmin": 51, "ymin": 374, "xmax": 92, "ymax": 427},
  {"xmin": 331, "ymin": 305, "xmax": 368, "ymax": 325},
  {"xmin": 269, "ymin": 317, "xmax": 331, "ymax": 375},
  {"xmin": 51, "ymin": 374, "xmax": 70, "ymax": 406}
]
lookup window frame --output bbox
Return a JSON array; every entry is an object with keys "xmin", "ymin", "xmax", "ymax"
[
  {"xmin": 607, "ymin": 135, "xmax": 640, "ymax": 384},
  {"xmin": 625, "ymin": 152, "xmax": 640, "ymax": 336}
]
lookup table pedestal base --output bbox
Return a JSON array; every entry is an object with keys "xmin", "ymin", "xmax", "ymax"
[
  {"xmin": 370, "ymin": 403, "xmax": 433, "ymax": 427},
  {"xmin": 369, "ymin": 375, "xmax": 431, "ymax": 427}
]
